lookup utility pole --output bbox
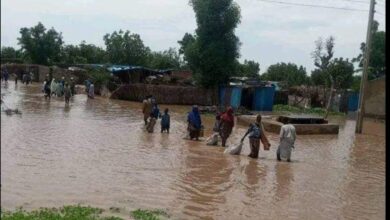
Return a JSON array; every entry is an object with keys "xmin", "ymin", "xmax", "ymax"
[{"xmin": 356, "ymin": 0, "xmax": 376, "ymax": 133}]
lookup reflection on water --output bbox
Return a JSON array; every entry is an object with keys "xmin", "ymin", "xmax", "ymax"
[{"xmin": 1, "ymin": 83, "xmax": 385, "ymax": 219}]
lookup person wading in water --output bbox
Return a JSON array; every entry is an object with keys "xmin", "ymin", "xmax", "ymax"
[
  {"xmin": 241, "ymin": 114, "xmax": 271, "ymax": 159},
  {"xmin": 146, "ymin": 101, "xmax": 160, "ymax": 133},
  {"xmin": 70, "ymin": 77, "xmax": 76, "ymax": 96},
  {"xmin": 219, "ymin": 106, "xmax": 235, "ymax": 147},
  {"xmin": 187, "ymin": 105, "xmax": 202, "ymax": 141},
  {"xmin": 88, "ymin": 83, "xmax": 95, "ymax": 99},
  {"xmin": 160, "ymin": 108, "xmax": 170, "ymax": 133},
  {"xmin": 64, "ymin": 83, "xmax": 71, "ymax": 105},
  {"xmin": 142, "ymin": 95, "xmax": 153, "ymax": 125},
  {"xmin": 277, "ymin": 124, "xmax": 296, "ymax": 162}
]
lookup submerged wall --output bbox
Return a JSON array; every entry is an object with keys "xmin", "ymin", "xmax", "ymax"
[{"xmin": 110, "ymin": 83, "xmax": 218, "ymax": 105}]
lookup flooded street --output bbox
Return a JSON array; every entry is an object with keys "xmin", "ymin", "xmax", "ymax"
[{"xmin": 1, "ymin": 83, "xmax": 385, "ymax": 220}]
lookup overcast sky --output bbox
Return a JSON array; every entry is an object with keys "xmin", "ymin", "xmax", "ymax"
[{"xmin": 1, "ymin": 0, "xmax": 386, "ymax": 73}]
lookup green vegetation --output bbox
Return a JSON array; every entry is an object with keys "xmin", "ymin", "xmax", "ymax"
[
  {"xmin": 86, "ymin": 68, "xmax": 112, "ymax": 90},
  {"xmin": 273, "ymin": 104, "xmax": 345, "ymax": 116},
  {"xmin": 103, "ymin": 30, "xmax": 151, "ymax": 66},
  {"xmin": 61, "ymin": 42, "xmax": 107, "ymax": 65},
  {"xmin": 0, "ymin": 205, "xmax": 121, "ymax": 220},
  {"xmin": 148, "ymin": 48, "xmax": 183, "ymax": 70},
  {"xmin": 179, "ymin": 0, "xmax": 241, "ymax": 87},
  {"xmin": 17, "ymin": 22, "xmax": 63, "ymax": 65},
  {"xmin": 130, "ymin": 209, "xmax": 169, "ymax": 220},
  {"xmin": 352, "ymin": 20, "xmax": 385, "ymax": 80},
  {"xmin": 261, "ymin": 62, "xmax": 308, "ymax": 87},
  {"xmin": 236, "ymin": 60, "xmax": 261, "ymax": 79},
  {"xmin": 1, "ymin": 206, "xmax": 171, "ymax": 220}
]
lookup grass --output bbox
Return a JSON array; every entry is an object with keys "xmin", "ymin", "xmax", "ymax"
[
  {"xmin": 1, "ymin": 206, "xmax": 170, "ymax": 220},
  {"xmin": 130, "ymin": 209, "xmax": 169, "ymax": 220},
  {"xmin": 273, "ymin": 104, "xmax": 345, "ymax": 116},
  {"xmin": 0, "ymin": 205, "xmax": 122, "ymax": 220}
]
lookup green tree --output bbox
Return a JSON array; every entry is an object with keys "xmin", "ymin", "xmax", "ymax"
[
  {"xmin": 261, "ymin": 62, "xmax": 308, "ymax": 87},
  {"xmin": 310, "ymin": 69, "xmax": 326, "ymax": 86},
  {"xmin": 178, "ymin": 33, "xmax": 200, "ymax": 72},
  {"xmin": 78, "ymin": 41, "xmax": 107, "ymax": 64},
  {"xmin": 103, "ymin": 30, "xmax": 150, "ymax": 66},
  {"xmin": 187, "ymin": 0, "xmax": 241, "ymax": 87},
  {"xmin": 352, "ymin": 20, "xmax": 385, "ymax": 79},
  {"xmin": 17, "ymin": 22, "xmax": 63, "ymax": 65},
  {"xmin": 1, "ymin": 46, "xmax": 24, "ymax": 61},
  {"xmin": 61, "ymin": 42, "xmax": 107, "ymax": 65},
  {"xmin": 178, "ymin": 33, "xmax": 196, "ymax": 55},
  {"xmin": 148, "ymin": 48, "xmax": 182, "ymax": 70},
  {"xmin": 61, "ymin": 45, "xmax": 88, "ymax": 64},
  {"xmin": 327, "ymin": 57, "xmax": 354, "ymax": 90},
  {"xmin": 351, "ymin": 75, "xmax": 361, "ymax": 92},
  {"xmin": 311, "ymin": 36, "xmax": 335, "ymax": 118},
  {"xmin": 236, "ymin": 60, "xmax": 260, "ymax": 78}
]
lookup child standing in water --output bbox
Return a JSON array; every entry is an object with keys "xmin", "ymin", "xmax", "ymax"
[
  {"xmin": 161, "ymin": 108, "xmax": 170, "ymax": 133},
  {"xmin": 64, "ymin": 83, "xmax": 71, "ymax": 104},
  {"xmin": 146, "ymin": 113, "xmax": 157, "ymax": 133},
  {"xmin": 146, "ymin": 104, "xmax": 160, "ymax": 133}
]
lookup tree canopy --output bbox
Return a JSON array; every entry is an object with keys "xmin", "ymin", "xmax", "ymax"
[
  {"xmin": 184, "ymin": 0, "xmax": 241, "ymax": 87},
  {"xmin": 61, "ymin": 42, "xmax": 106, "ymax": 65},
  {"xmin": 262, "ymin": 62, "xmax": 308, "ymax": 87},
  {"xmin": 148, "ymin": 48, "xmax": 183, "ymax": 70},
  {"xmin": 327, "ymin": 58, "xmax": 354, "ymax": 89},
  {"xmin": 310, "ymin": 37, "xmax": 354, "ymax": 89},
  {"xmin": 310, "ymin": 36, "xmax": 335, "ymax": 86},
  {"xmin": 236, "ymin": 60, "xmax": 260, "ymax": 78},
  {"xmin": 352, "ymin": 20, "xmax": 385, "ymax": 80},
  {"xmin": 103, "ymin": 30, "xmax": 150, "ymax": 66},
  {"xmin": 1, "ymin": 46, "xmax": 23, "ymax": 60},
  {"xmin": 17, "ymin": 22, "xmax": 63, "ymax": 65}
]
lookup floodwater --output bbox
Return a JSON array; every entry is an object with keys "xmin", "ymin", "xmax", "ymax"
[{"xmin": 1, "ymin": 83, "xmax": 385, "ymax": 220}]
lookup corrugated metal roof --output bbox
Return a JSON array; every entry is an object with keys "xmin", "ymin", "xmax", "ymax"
[{"xmin": 109, "ymin": 65, "xmax": 172, "ymax": 75}]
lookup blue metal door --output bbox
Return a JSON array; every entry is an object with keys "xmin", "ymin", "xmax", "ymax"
[
  {"xmin": 230, "ymin": 87, "xmax": 242, "ymax": 109},
  {"xmin": 253, "ymin": 86, "xmax": 275, "ymax": 111},
  {"xmin": 348, "ymin": 93, "xmax": 359, "ymax": 111}
]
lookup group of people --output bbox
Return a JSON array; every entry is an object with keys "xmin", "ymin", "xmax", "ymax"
[
  {"xmin": 141, "ymin": 98, "xmax": 297, "ymax": 161},
  {"xmin": 42, "ymin": 75, "xmax": 76, "ymax": 104},
  {"xmin": 42, "ymin": 76, "xmax": 96, "ymax": 104},
  {"xmin": 1, "ymin": 67, "xmax": 35, "ymax": 85},
  {"xmin": 142, "ymin": 95, "xmax": 170, "ymax": 133},
  {"xmin": 206, "ymin": 107, "xmax": 296, "ymax": 161},
  {"xmin": 84, "ymin": 79, "xmax": 95, "ymax": 99},
  {"xmin": 21, "ymin": 73, "xmax": 33, "ymax": 85},
  {"xmin": 1, "ymin": 68, "xmax": 9, "ymax": 83}
]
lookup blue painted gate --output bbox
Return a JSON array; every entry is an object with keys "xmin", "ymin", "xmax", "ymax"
[
  {"xmin": 348, "ymin": 93, "xmax": 359, "ymax": 111},
  {"xmin": 253, "ymin": 86, "xmax": 275, "ymax": 111},
  {"xmin": 219, "ymin": 86, "xmax": 242, "ymax": 109},
  {"xmin": 230, "ymin": 87, "xmax": 242, "ymax": 109}
]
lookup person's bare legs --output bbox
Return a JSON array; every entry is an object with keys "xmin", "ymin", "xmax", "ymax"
[{"xmin": 222, "ymin": 138, "xmax": 226, "ymax": 147}]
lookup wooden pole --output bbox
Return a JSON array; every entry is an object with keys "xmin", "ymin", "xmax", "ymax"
[{"xmin": 356, "ymin": 0, "xmax": 376, "ymax": 133}]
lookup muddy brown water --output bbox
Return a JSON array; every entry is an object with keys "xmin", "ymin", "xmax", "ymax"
[{"xmin": 1, "ymin": 83, "xmax": 385, "ymax": 220}]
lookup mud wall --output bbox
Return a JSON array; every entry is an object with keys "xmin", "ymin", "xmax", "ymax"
[
  {"xmin": 1, "ymin": 64, "xmax": 81, "ymax": 83},
  {"xmin": 364, "ymin": 77, "xmax": 385, "ymax": 119},
  {"xmin": 110, "ymin": 84, "xmax": 217, "ymax": 105}
]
